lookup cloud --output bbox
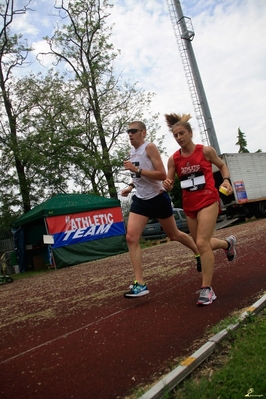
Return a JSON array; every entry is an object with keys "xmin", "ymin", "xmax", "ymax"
[
  {"xmin": 109, "ymin": 0, "xmax": 266, "ymax": 158},
  {"xmin": 10, "ymin": 0, "xmax": 266, "ymax": 159},
  {"xmin": 31, "ymin": 40, "xmax": 58, "ymax": 68}
]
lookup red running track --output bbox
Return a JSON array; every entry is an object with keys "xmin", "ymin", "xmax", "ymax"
[{"xmin": 0, "ymin": 219, "xmax": 265, "ymax": 399}]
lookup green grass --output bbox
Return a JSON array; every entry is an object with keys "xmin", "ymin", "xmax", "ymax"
[
  {"xmin": 170, "ymin": 308, "xmax": 266, "ymax": 399},
  {"xmin": 207, "ymin": 313, "xmax": 240, "ymax": 335},
  {"xmin": 10, "ymin": 267, "xmax": 55, "ymax": 280}
]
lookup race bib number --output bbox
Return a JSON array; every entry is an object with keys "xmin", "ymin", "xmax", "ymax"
[{"xmin": 180, "ymin": 172, "xmax": 206, "ymax": 191}]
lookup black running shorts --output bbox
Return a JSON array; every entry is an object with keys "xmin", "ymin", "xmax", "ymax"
[{"xmin": 130, "ymin": 192, "xmax": 173, "ymax": 219}]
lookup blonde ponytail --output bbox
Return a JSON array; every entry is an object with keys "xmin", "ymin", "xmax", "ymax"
[
  {"xmin": 165, "ymin": 113, "xmax": 191, "ymax": 128},
  {"xmin": 165, "ymin": 112, "xmax": 192, "ymax": 133}
]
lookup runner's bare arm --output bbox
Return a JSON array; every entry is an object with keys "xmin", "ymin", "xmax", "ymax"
[
  {"xmin": 163, "ymin": 155, "xmax": 175, "ymax": 191},
  {"xmin": 203, "ymin": 146, "xmax": 233, "ymax": 192},
  {"xmin": 142, "ymin": 143, "xmax": 166, "ymax": 181}
]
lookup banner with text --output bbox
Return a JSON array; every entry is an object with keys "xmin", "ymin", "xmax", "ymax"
[
  {"xmin": 46, "ymin": 207, "xmax": 126, "ymax": 249},
  {"xmin": 234, "ymin": 180, "xmax": 248, "ymax": 203}
]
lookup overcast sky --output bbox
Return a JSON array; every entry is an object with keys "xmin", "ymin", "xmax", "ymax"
[{"xmin": 14, "ymin": 0, "xmax": 266, "ymax": 164}]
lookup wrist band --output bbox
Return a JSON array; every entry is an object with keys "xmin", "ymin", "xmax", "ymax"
[
  {"xmin": 129, "ymin": 183, "xmax": 135, "ymax": 188},
  {"xmin": 223, "ymin": 177, "xmax": 231, "ymax": 184}
]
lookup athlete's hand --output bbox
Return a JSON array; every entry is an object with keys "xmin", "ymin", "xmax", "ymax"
[
  {"xmin": 219, "ymin": 182, "xmax": 233, "ymax": 195},
  {"xmin": 124, "ymin": 160, "xmax": 137, "ymax": 173},
  {"xmin": 163, "ymin": 178, "xmax": 174, "ymax": 191},
  {"xmin": 120, "ymin": 187, "xmax": 132, "ymax": 197}
]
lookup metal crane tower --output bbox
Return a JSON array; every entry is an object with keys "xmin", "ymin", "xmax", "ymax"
[{"xmin": 167, "ymin": 0, "xmax": 221, "ymax": 154}]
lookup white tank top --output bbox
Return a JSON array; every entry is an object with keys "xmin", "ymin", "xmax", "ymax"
[{"xmin": 130, "ymin": 142, "xmax": 164, "ymax": 200}]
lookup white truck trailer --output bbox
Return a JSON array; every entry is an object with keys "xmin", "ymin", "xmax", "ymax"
[{"xmin": 213, "ymin": 153, "xmax": 266, "ymax": 220}]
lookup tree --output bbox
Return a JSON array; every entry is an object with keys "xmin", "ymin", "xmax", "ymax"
[
  {"xmin": 0, "ymin": 0, "xmax": 33, "ymax": 213},
  {"xmin": 39, "ymin": 0, "xmax": 163, "ymax": 199},
  {"xmin": 235, "ymin": 127, "xmax": 249, "ymax": 153},
  {"xmin": 0, "ymin": 194, "xmax": 20, "ymax": 238},
  {"xmin": 12, "ymin": 71, "xmax": 79, "ymax": 204},
  {"xmin": 0, "ymin": 67, "xmax": 79, "ymax": 215},
  {"xmin": 0, "ymin": 0, "xmax": 164, "ymax": 235},
  {"xmin": 235, "ymin": 127, "xmax": 263, "ymax": 153}
]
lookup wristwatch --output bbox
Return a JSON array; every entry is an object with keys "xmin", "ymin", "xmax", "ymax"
[{"xmin": 136, "ymin": 168, "xmax": 142, "ymax": 178}]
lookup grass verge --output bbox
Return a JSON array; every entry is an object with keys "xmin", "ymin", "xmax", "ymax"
[
  {"xmin": 10, "ymin": 268, "xmax": 55, "ymax": 280},
  {"xmin": 170, "ymin": 308, "xmax": 266, "ymax": 399}
]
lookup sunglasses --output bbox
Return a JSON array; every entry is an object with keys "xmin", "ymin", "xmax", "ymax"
[{"xmin": 127, "ymin": 128, "xmax": 142, "ymax": 134}]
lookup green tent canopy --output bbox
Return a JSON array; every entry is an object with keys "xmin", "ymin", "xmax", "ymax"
[
  {"xmin": 13, "ymin": 193, "xmax": 120, "ymax": 228},
  {"xmin": 13, "ymin": 194, "xmax": 128, "ymax": 270}
]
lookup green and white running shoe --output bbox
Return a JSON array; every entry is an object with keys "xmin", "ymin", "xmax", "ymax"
[{"xmin": 124, "ymin": 280, "xmax": 149, "ymax": 298}]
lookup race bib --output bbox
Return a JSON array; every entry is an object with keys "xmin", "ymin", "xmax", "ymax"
[{"xmin": 180, "ymin": 172, "xmax": 206, "ymax": 191}]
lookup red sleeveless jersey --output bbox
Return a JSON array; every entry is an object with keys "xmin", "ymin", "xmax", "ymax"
[{"xmin": 173, "ymin": 144, "xmax": 219, "ymax": 215}]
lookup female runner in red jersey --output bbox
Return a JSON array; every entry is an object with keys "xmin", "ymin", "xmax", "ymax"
[{"xmin": 163, "ymin": 113, "xmax": 236, "ymax": 306}]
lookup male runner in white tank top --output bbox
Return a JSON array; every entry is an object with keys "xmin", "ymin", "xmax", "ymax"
[{"xmin": 121, "ymin": 121, "xmax": 200, "ymax": 298}]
